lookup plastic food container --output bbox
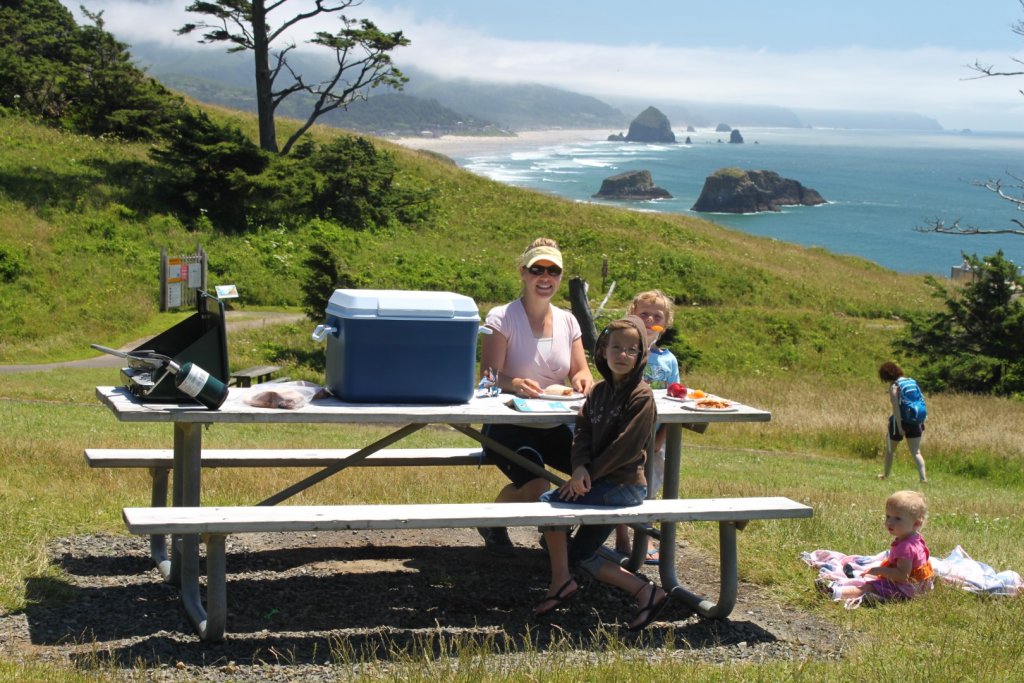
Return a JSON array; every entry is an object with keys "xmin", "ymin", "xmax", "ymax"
[{"xmin": 312, "ymin": 289, "xmax": 480, "ymax": 403}]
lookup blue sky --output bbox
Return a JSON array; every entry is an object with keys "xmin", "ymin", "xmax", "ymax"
[{"xmin": 67, "ymin": 1, "xmax": 1024, "ymax": 131}]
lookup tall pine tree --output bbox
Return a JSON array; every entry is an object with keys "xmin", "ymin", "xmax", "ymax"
[{"xmin": 177, "ymin": 1, "xmax": 408, "ymax": 154}]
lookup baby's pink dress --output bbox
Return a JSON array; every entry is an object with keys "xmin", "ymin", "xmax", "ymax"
[{"xmin": 869, "ymin": 532, "xmax": 934, "ymax": 599}]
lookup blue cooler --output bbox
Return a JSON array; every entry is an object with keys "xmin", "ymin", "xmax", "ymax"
[{"xmin": 313, "ymin": 289, "xmax": 480, "ymax": 404}]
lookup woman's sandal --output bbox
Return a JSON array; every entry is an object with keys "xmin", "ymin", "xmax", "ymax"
[
  {"xmin": 534, "ymin": 579, "xmax": 579, "ymax": 617},
  {"xmin": 627, "ymin": 581, "xmax": 670, "ymax": 631}
]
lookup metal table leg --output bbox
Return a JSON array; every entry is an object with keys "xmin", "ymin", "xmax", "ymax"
[
  {"xmin": 258, "ymin": 423, "xmax": 426, "ymax": 506},
  {"xmin": 658, "ymin": 423, "xmax": 741, "ymax": 618},
  {"xmin": 166, "ymin": 422, "xmax": 200, "ymax": 585},
  {"xmin": 169, "ymin": 421, "xmax": 217, "ymax": 638},
  {"xmin": 148, "ymin": 466, "xmax": 171, "ymax": 580},
  {"xmin": 451, "ymin": 424, "xmax": 566, "ymax": 486},
  {"xmin": 200, "ymin": 534, "xmax": 227, "ymax": 641},
  {"xmin": 623, "ymin": 423, "xmax": 659, "ymax": 572}
]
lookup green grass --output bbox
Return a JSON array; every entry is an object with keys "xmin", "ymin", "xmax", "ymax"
[
  {"xmin": 2, "ymin": 338, "xmax": 1023, "ymax": 679},
  {"xmin": 2, "ymin": 107, "xmax": 1021, "ymax": 680}
]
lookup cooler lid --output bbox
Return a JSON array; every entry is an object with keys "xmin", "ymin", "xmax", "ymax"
[{"xmin": 326, "ymin": 289, "xmax": 480, "ymax": 321}]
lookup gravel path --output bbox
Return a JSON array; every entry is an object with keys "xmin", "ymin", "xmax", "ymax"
[{"xmin": 0, "ymin": 527, "xmax": 850, "ymax": 680}]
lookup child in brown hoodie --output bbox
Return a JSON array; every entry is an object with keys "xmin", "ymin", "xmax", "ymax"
[{"xmin": 534, "ymin": 315, "xmax": 670, "ymax": 630}]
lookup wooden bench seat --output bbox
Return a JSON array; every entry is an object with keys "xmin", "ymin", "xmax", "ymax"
[
  {"xmin": 86, "ymin": 446, "xmax": 495, "ymax": 516},
  {"xmin": 124, "ymin": 497, "xmax": 811, "ymax": 533},
  {"xmin": 229, "ymin": 365, "xmax": 283, "ymax": 387},
  {"xmin": 86, "ymin": 446, "xmax": 496, "ymax": 534},
  {"xmin": 123, "ymin": 497, "xmax": 812, "ymax": 641},
  {"xmin": 85, "ymin": 447, "xmax": 492, "ymax": 470}
]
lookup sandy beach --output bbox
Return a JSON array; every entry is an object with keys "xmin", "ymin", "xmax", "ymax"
[{"xmin": 389, "ymin": 128, "xmax": 614, "ymax": 157}]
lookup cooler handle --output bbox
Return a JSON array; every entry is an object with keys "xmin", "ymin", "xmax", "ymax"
[{"xmin": 311, "ymin": 324, "xmax": 336, "ymax": 342}]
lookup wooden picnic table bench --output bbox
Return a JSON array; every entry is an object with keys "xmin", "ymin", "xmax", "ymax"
[
  {"xmin": 93, "ymin": 385, "xmax": 781, "ymax": 641},
  {"xmin": 85, "ymin": 446, "xmax": 493, "ymax": 507},
  {"xmin": 229, "ymin": 364, "xmax": 283, "ymax": 387},
  {"xmin": 123, "ymin": 496, "xmax": 812, "ymax": 641},
  {"xmin": 86, "ymin": 446, "xmax": 496, "ymax": 583},
  {"xmin": 85, "ymin": 446, "xmax": 491, "ymax": 471}
]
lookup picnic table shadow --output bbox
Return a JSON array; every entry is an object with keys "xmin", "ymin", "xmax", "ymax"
[{"xmin": 22, "ymin": 535, "xmax": 782, "ymax": 671}]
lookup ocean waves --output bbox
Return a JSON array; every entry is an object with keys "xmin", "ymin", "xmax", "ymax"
[{"xmin": 452, "ymin": 128, "xmax": 1024, "ymax": 275}]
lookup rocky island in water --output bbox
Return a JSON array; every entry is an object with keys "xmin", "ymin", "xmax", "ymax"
[
  {"xmin": 692, "ymin": 168, "xmax": 825, "ymax": 213},
  {"xmin": 607, "ymin": 106, "xmax": 676, "ymax": 143},
  {"xmin": 593, "ymin": 170, "xmax": 672, "ymax": 200}
]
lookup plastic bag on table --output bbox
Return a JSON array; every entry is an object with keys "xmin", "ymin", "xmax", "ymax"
[{"xmin": 234, "ymin": 380, "xmax": 328, "ymax": 410}]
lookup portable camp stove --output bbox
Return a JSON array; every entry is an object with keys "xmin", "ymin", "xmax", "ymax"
[{"xmin": 92, "ymin": 291, "xmax": 230, "ymax": 404}]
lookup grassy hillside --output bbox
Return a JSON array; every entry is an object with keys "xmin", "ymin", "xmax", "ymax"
[
  {"xmin": 4, "ymin": 107, "xmax": 1024, "ymax": 682},
  {"xmin": 0, "ymin": 108, "xmax": 942, "ymax": 380}
]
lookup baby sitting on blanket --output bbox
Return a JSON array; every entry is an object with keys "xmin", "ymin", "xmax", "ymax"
[{"xmin": 815, "ymin": 491, "xmax": 935, "ymax": 608}]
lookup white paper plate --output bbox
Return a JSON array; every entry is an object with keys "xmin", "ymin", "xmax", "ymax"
[
  {"xmin": 680, "ymin": 402, "xmax": 738, "ymax": 412},
  {"xmin": 662, "ymin": 395, "xmax": 695, "ymax": 404},
  {"xmin": 536, "ymin": 392, "xmax": 586, "ymax": 401}
]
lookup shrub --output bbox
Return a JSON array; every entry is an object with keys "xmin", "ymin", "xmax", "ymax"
[
  {"xmin": 0, "ymin": 0, "xmax": 186, "ymax": 139},
  {"xmin": 301, "ymin": 235, "xmax": 365, "ymax": 321},
  {"xmin": 897, "ymin": 251, "xmax": 1024, "ymax": 396},
  {"xmin": 246, "ymin": 136, "xmax": 435, "ymax": 229},
  {"xmin": 0, "ymin": 245, "xmax": 25, "ymax": 283},
  {"xmin": 149, "ymin": 109, "xmax": 269, "ymax": 227}
]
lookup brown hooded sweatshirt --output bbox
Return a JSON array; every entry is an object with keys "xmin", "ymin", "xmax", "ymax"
[{"xmin": 570, "ymin": 315, "xmax": 656, "ymax": 485}]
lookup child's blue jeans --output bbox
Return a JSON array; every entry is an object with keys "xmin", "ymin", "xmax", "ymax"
[{"xmin": 540, "ymin": 479, "xmax": 647, "ymax": 576}]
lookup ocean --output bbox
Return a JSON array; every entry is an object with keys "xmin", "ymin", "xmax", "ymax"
[{"xmin": 453, "ymin": 127, "xmax": 1024, "ymax": 275}]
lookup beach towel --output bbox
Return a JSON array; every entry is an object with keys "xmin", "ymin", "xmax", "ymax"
[
  {"xmin": 930, "ymin": 545, "xmax": 1022, "ymax": 597},
  {"xmin": 802, "ymin": 545, "xmax": 1021, "ymax": 608}
]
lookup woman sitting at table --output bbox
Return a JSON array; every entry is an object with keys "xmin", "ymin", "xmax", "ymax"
[{"xmin": 476, "ymin": 237, "xmax": 595, "ymax": 557}]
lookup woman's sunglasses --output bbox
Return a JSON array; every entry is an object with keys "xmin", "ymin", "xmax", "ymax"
[{"xmin": 526, "ymin": 264, "xmax": 563, "ymax": 277}]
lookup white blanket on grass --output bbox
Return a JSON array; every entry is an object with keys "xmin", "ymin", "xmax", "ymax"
[{"xmin": 802, "ymin": 545, "xmax": 1021, "ymax": 597}]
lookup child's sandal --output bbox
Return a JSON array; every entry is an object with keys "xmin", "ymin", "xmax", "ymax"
[{"xmin": 627, "ymin": 581, "xmax": 669, "ymax": 631}]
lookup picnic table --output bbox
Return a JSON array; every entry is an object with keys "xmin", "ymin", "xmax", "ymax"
[
  {"xmin": 92, "ymin": 386, "xmax": 798, "ymax": 640},
  {"xmin": 229, "ymin": 364, "xmax": 283, "ymax": 387}
]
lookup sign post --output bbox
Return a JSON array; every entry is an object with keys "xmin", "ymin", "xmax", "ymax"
[{"xmin": 160, "ymin": 246, "xmax": 208, "ymax": 311}]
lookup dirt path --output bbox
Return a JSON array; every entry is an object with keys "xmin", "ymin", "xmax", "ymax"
[{"xmin": 0, "ymin": 311, "xmax": 306, "ymax": 374}]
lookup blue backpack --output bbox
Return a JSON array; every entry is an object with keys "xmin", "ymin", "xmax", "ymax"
[{"xmin": 895, "ymin": 377, "xmax": 927, "ymax": 424}]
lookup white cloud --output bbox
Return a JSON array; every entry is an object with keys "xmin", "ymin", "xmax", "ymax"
[
  {"xmin": 68, "ymin": 1, "xmax": 1024, "ymax": 131},
  {"xmin": 393, "ymin": 24, "xmax": 1024, "ymax": 130},
  {"xmin": 71, "ymin": 0, "xmax": 355, "ymax": 45},
  {"xmin": 75, "ymin": 1, "xmax": 192, "ymax": 45}
]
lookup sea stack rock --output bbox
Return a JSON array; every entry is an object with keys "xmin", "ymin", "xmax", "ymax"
[
  {"xmin": 691, "ymin": 168, "xmax": 826, "ymax": 213},
  {"xmin": 594, "ymin": 170, "xmax": 672, "ymax": 200},
  {"xmin": 624, "ymin": 107, "xmax": 676, "ymax": 143},
  {"xmin": 715, "ymin": 123, "xmax": 732, "ymax": 132},
  {"xmin": 729, "ymin": 129, "xmax": 744, "ymax": 144}
]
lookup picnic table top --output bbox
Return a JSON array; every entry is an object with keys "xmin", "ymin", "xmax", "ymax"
[{"xmin": 95, "ymin": 385, "xmax": 771, "ymax": 426}]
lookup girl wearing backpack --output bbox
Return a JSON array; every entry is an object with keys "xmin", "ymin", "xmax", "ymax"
[{"xmin": 877, "ymin": 361, "xmax": 927, "ymax": 483}]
